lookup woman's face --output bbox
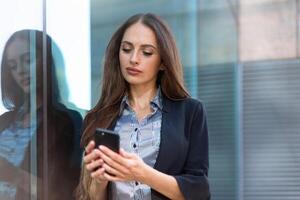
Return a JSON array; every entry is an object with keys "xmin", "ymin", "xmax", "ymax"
[
  {"xmin": 119, "ymin": 22, "xmax": 162, "ymax": 87},
  {"xmin": 6, "ymin": 38, "xmax": 31, "ymax": 93}
]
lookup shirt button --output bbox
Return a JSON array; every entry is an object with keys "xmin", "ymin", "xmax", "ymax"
[
  {"xmin": 133, "ymin": 143, "xmax": 137, "ymax": 148},
  {"xmin": 135, "ymin": 181, "xmax": 139, "ymax": 186},
  {"xmin": 134, "ymin": 128, "xmax": 138, "ymax": 132}
]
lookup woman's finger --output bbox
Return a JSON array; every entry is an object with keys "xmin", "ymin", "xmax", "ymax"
[
  {"xmin": 83, "ymin": 149, "xmax": 101, "ymax": 164},
  {"xmin": 98, "ymin": 149, "xmax": 129, "ymax": 175},
  {"xmin": 86, "ymin": 159, "xmax": 103, "ymax": 171},
  {"xmin": 99, "ymin": 145, "xmax": 128, "ymax": 166},
  {"xmin": 100, "ymin": 146, "xmax": 138, "ymax": 170},
  {"xmin": 102, "ymin": 163, "xmax": 125, "ymax": 178},
  {"xmin": 120, "ymin": 148, "xmax": 134, "ymax": 159},
  {"xmin": 90, "ymin": 167, "xmax": 106, "ymax": 181},
  {"xmin": 103, "ymin": 172, "xmax": 123, "ymax": 182},
  {"xmin": 85, "ymin": 140, "xmax": 95, "ymax": 154}
]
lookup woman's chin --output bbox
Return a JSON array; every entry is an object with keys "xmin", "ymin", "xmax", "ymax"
[{"xmin": 21, "ymin": 86, "xmax": 30, "ymax": 94}]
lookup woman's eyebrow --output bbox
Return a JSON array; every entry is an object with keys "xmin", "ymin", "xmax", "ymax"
[
  {"xmin": 121, "ymin": 41, "xmax": 132, "ymax": 46},
  {"xmin": 21, "ymin": 52, "xmax": 30, "ymax": 59},
  {"xmin": 6, "ymin": 52, "xmax": 30, "ymax": 62},
  {"xmin": 121, "ymin": 40, "xmax": 157, "ymax": 50}
]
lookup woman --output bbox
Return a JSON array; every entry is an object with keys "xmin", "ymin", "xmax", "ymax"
[
  {"xmin": 77, "ymin": 13, "xmax": 210, "ymax": 200},
  {"xmin": 0, "ymin": 30, "xmax": 82, "ymax": 199}
]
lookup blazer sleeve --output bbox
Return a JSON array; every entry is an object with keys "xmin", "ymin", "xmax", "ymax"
[{"xmin": 174, "ymin": 101, "xmax": 210, "ymax": 200}]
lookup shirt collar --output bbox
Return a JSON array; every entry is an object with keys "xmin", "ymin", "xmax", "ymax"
[{"xmin": 150, "ymin": 87, "xmax": 163, "ymax": 110}]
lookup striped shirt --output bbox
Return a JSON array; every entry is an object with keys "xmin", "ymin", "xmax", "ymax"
[
  {"xmin": 111, "ymin": 88, "xmax": 162, "ymax": 200},
  {"xmin": 0, "ymin": 118, "xmax": 37, "ymax": 200}
]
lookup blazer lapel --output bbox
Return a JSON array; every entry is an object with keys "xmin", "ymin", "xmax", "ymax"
[{"xmin": 154, "ymin": 96, "xmax": 174, "ymax": 172}]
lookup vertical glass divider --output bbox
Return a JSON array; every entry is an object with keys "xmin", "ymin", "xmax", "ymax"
[
  {"xmin": 236, "ymin": 62, "xmax": 244, "ymax": 200},
  {"xmin": 30, "ymin": 31, "xmax": 38, "ymax": 200},
  {"xmin": 187, "ymin": 0, "xmax": 198, "ymax": 98},
  {"xmin": 42, "ymin": 0, "xmax": 48, "ymax": 199}
]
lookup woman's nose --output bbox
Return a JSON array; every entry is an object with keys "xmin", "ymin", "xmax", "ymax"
[
  {"xmin": 130, "ymin": 50, "xmax": 140, "ymax": 65},
  {"xmin": 16, "ymin": 60, "xmax": 30, "ymax": 74}
]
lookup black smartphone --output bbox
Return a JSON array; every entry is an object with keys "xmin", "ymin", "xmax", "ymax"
[{"xmin": 94, "ymin": 128, "xmax": 120, "ymax": 153}]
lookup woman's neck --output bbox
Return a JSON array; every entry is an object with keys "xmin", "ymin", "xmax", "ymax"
[
  {"xmin": 23, "ymin": 94, "xmax": 43, "ymax": 111},
  {"xmin": 128, "ymin": 84, "xmax": 157, "ymax": 113},
  {"xmin": 16, "ymin": 95, "xmax": 40, "ymax": 128},
  {"xmin": 129, "ymin": 85, "xmax": 157, "ymax": 106}
]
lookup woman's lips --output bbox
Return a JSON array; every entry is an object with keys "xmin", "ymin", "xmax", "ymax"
[
  {"xmin": 21, "ymin": 78, "xmax": 30, "ymax": 86},
  {"xmin": 126, "ymin": 67, "xmax": 142, "ymax": 76}
]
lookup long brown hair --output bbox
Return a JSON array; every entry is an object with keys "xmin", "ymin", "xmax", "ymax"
[
  {"xmin": 1, "ymin": 29, "xmax": 62, "ymax": 111},
  {"xmin": 76, "ymin": 13, "xmax": 189, "ymax": 200}
]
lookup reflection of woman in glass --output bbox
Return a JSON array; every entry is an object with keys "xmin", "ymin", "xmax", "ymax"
[
  {"xmin": 0, "ymin": 30, "xmax": 82, "ymax": 200},
  {"xmin": 77, "ymin": 13, "xmax": 210, "ymax": 200}
]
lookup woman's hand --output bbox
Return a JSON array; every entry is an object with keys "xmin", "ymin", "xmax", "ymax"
[
  {"xmin": 83, "ymin": 141, "xmax": 108, "ymax": 185},
  {"xmin": 98, "ymin": 146, "xmax": 150, "ymax": 183},
  {"xmin": 87, "ymin": 145, "xmax": 184, "ymax": 199}
]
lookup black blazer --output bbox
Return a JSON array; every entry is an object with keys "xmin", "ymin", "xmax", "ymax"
[
  {"xmin": 151, "ymin": 96, "xmax": 210, "ymax": 200},
  {"xmin": 109, "ymin": 96, "xmax": 210, "ymax": 200}
]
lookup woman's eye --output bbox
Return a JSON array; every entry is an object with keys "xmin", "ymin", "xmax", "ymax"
[
  {"xmin": 7, "ymin": 62, "xmax": 17, "ymax": 71},
  {"xmin": 143, "ymin": 51, "xmax": 153, "ymax": 56},
  {"xmin": 122, "ymin": 48, "xmax": 131, "ymax": 53}
]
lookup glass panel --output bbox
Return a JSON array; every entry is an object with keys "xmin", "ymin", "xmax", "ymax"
[
  {"xmin": 45, "ymin": 0, "xmax": 88, "ymax": 199},
  {"xmin": 198, "ymin": 1, "xmax": 239, "ymax": 200},
  {"xmin": 1, "ymin": 1, "xmax": 85, "ymax": 199},
  {"xmin": 0, "ymin": 1, "xmax": 43, "ymax": 199},
  {"xmin": 46, "ymin": 0, "xmax": 91, "ymax": 113},
  {"xmin": 243, "ymin": 60, "xmax": 300, "ymax": 200}
]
